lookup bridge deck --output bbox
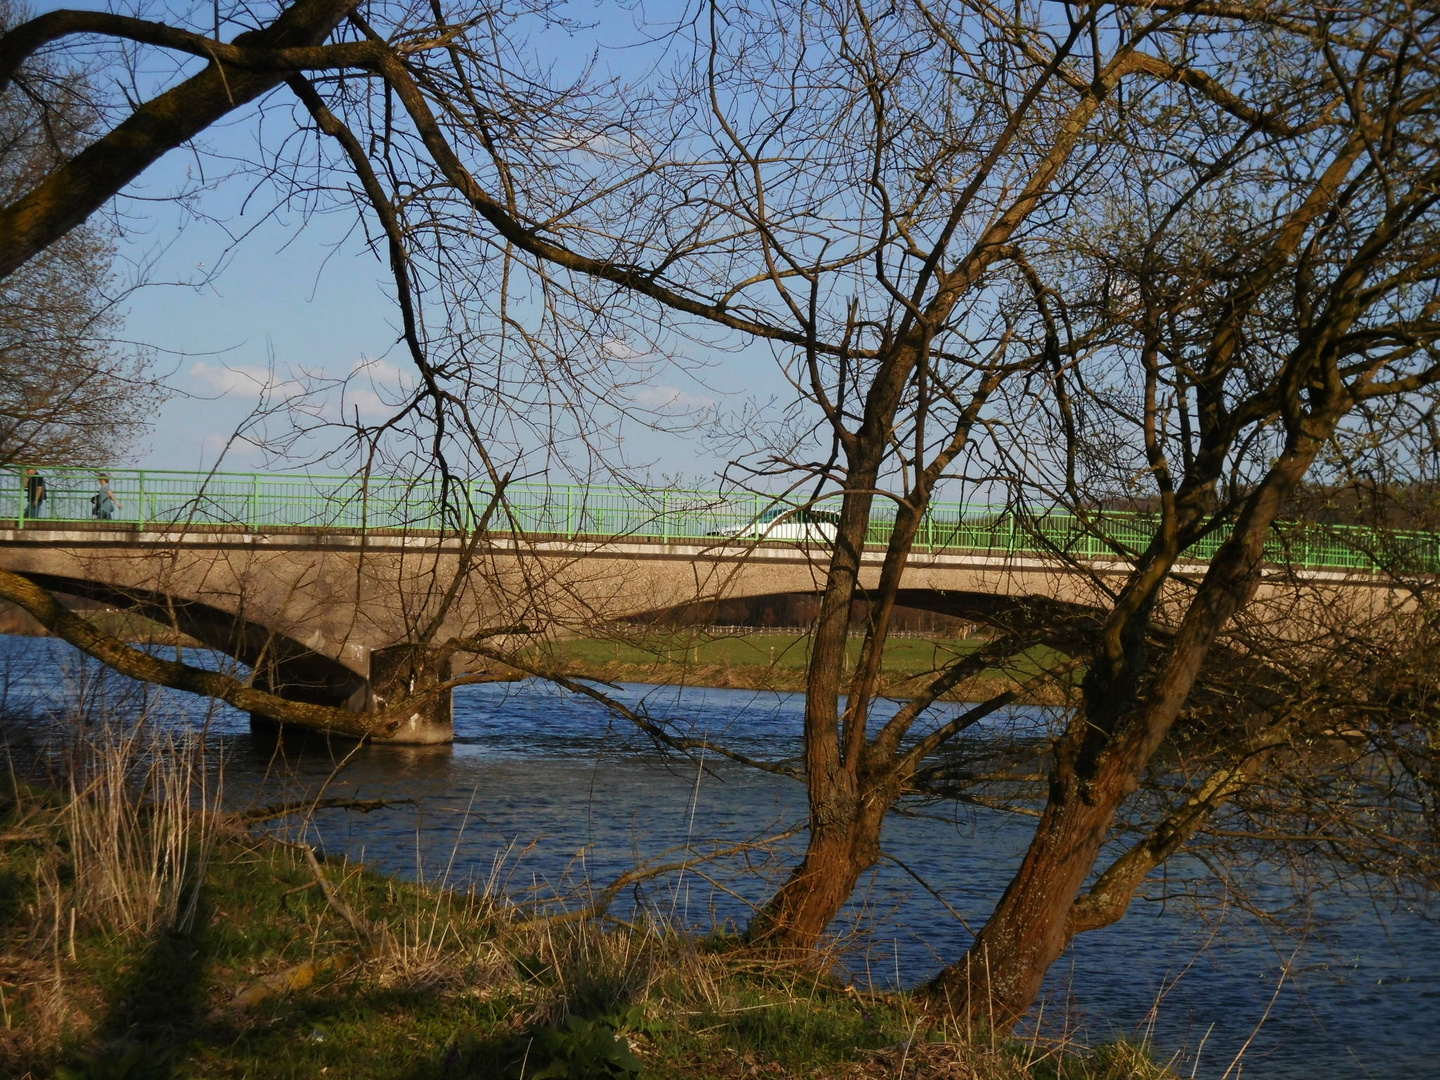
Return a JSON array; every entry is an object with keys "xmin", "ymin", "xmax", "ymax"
[{"xmin": 6, "ymin": 465, "xmax": 1433, "ymax": 575}]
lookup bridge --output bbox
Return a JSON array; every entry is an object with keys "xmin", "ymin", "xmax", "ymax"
[{"xmin": 0, "ymin": 466, "xmax": 1425, "ymax": 743}]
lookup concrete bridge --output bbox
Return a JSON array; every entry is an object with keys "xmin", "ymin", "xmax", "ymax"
[{"xmin": 1, "ymin": 467, "xmax": 1423, "ymax": 743}]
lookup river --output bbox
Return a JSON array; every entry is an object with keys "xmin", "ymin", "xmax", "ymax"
[{"xmin": 0, "ymin": 634, "xmax": 1434, "ymax": 1078}]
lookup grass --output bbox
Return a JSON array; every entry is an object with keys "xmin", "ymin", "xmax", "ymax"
[
  {"xmin": 0, "ymin": 722, "xmax": 1174, "ymax": 1080},
  {"xmin": 539, "ymin": 631, "xmax": 1077, "ymax": 704}
]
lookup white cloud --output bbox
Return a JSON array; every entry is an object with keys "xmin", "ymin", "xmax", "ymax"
[
  {"xmin": 602, "ymin": 338, "xmax": 646, "ymax": 361},
  {"xmin": 184, "ymin": 355, "xmax": 419, "ymax": 423},
  {"xmin": 185, "ymin": 359, "xmax": 291, "ymax": 397},
  {"xmin": 630, "ymin": 385, "xmax": 715, "ymax": 414},
  {"xmin": 339, "ymin": 356, "xmax": 416, "ymax": 421},
  {"xmin": 542, "ymin": 127, "xmax": 649, "ymax": 160}
]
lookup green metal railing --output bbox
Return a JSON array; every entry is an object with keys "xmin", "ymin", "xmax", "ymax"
[{"xmin": 7, "ymin": 465, "xmax": 1438, "ymax": 574}]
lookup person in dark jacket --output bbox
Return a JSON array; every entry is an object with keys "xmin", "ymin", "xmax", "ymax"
[{"xmin": 24, "ymin": 468, "xmax": 45, "ymax": 520}]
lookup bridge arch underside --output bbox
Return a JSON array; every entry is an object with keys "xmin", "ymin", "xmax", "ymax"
[
  {"xmin": 20, "ymin": 572, "xmax": 369, "ymax": 712},
  {"xmin": 627, "ymin": 586, "xmax": 1107, "ymax": 639}
]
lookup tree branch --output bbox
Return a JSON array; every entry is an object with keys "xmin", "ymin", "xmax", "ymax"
[
  {"xmin": 0, "ymin": 0, "xmax": 360, "ymax": 281},
  {"xmin": 0, "ymin": 566, "xmax": 400, "ymax": 738}
]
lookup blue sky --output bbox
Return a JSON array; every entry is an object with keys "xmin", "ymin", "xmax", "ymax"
[{"xmin": 37, "ymin": 0, "xmax": 774, "ymax": 483}]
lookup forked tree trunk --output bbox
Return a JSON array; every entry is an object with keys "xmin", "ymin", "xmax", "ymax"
[
  {"xmin": 743, "ymin": 347, "xmax": 921, "ymax": 945},
  {"xmin": 744, "ymin": 534, "xmax": 892, "ymax": 947},
  {"xmin": 924, "ymin": 755, "xmax": 1131, "ymax": 1026}
]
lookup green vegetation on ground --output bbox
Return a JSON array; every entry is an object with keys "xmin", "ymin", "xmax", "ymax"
[
  {"xmin": 0, "ymin": 731, "xmax": 1172, "ymax": 1079},
  {"xmin": 541, "ymin": 632, "xmax": 1077, "ymax": 704}
]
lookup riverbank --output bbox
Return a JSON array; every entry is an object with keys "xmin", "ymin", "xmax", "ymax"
[
  {"xmin": 0, "ymin": 750, "xmax": 1166, "ymax": 1079},
  {"xmin": 542, "ymin": 631, "xmax": 1076, "ymax": 705}
]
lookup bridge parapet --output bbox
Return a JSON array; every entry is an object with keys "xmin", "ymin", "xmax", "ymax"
[{"xmin": 6, "ymin": 465, "xmax": 1435, "ymax": 575}]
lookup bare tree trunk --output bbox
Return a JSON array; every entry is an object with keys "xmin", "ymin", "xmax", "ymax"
[
  {"xmin": 746, "ymin": 352, "xmax": 919, "ymax": 945},
  {"xmin": 928, "ymin": 414, "xmax": 1342, "ymax": 1025},
  {"xmin": 747, "ymin": 791, "xmax": 890, "ymax": 948},
  {"xmin": 744, "ymin": 487, "xmax": 883, "ymax": 945},
  {"xmin": 926, "ymin": 754, "xmax": 1131, "ymax": 1026}
]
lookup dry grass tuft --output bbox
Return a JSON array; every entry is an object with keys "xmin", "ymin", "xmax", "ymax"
[
  {"xmin": 54, "ymin": 723, "xmax": 218, "ymax": 939},
  {"xmin": 0, "ymin": 719, "xmax": 220, "ymax": 1072}
]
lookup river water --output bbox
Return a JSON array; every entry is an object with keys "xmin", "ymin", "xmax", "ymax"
[{"xmin": 0, "ymin": 634, "xmax": 1434, "ymax": 1078}]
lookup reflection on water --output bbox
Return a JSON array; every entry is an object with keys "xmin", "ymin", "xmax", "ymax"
[{"xmin": 0, "ymin": 636, "xmax": 1434, "ymax": 1078}]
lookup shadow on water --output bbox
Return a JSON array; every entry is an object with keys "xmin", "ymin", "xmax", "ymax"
[{"xmin": 241, "ymin": 721, "xmax": 455, "ymax": 772}]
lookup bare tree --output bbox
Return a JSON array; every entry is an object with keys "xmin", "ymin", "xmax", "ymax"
[
  {"xmin": 439, "ymin": 0, "xmax": 1436, "ymax": 1027},
  {"xmin": 0, "ymin": 0, "xmax": 161, "ymax": 467},
  {"xmin": 907, "ymin": 1, "xmax": 1440, "ymax": 1022}
]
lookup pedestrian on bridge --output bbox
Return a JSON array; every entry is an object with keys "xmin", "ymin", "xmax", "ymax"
[
  {"xmin": 24, "ymin": 469, "xmax": 45, "ymax": 520},
  {"xmin": 93, "ymin": 475, "xmax": 121, "ymax": 521}
]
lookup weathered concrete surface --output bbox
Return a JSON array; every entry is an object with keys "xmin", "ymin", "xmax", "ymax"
[{"xmin": 0, "ymin": 523, "xmax": 1412, "ymax": 742}]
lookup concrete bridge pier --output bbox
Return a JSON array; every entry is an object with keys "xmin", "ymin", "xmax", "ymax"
[
  {"xmin": 248, "ymin": 643, "xmax": 454, "ymax": 746},
  {"xmin": 366, "ymin": 643, "xmax": 454, "ymax": 745}
]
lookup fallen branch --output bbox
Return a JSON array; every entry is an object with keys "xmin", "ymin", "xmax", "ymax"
[
  {"xmin": 235, "ymin": 797, "xmax": 415, "ymax": 825},
  {"xmin": 212, "ymin": 952, "xmax": 358, "ymax": 1021},
  {"xmin": 302, "ymin": 844, "xmax": 378, "ymax": 949}
]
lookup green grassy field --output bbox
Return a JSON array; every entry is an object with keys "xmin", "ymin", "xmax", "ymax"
[{"xmin": 539, "ymin": 631, "xmax": 1075, "ymax": 703}]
